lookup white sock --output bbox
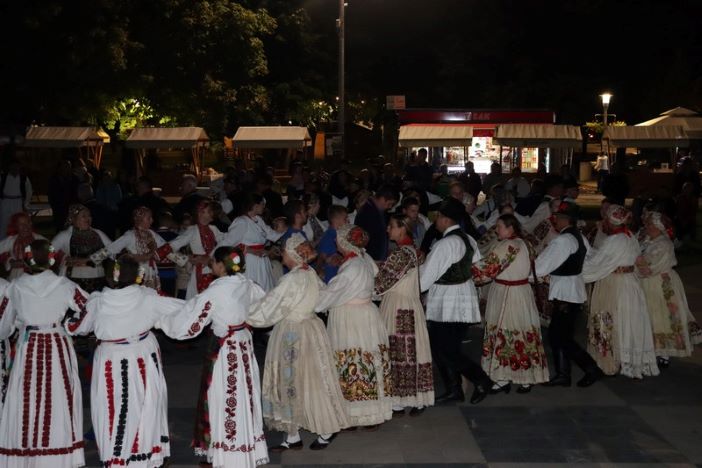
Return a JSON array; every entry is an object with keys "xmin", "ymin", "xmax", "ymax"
[
  {"xmin": 392, "ymin": 405, "xmax": 404, "ymax": 411},
  {"xmin": 286, "ymin": 431, "xmax": 301, "ymax": 444},
  {"xmin": 316, "ymin": 433, "xmax": 333, "ymax": 444},
  {"xmin": 492, "ymin": 380, "xmax": 509, "ymax": 389},
  {"xmin": 415, "ymin": 405, "xmax": 424, "ymax": 410}
]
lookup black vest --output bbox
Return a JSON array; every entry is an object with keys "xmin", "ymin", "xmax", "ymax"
[
  {"xmin": 552, "ymin": 226, "xmax": 586, "ymax": 276},
  {"xmin": 436, "ymin": 228, "xmax": 474, "ymax": 285}
]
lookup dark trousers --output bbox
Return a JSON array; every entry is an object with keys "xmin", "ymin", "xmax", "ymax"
[
  {"xmin": 427, "ymin": 321, "xmax": 491, "ymax": 390},
  {"xmin": 547, "ymin": 300, "xmax": 599, "ymax": 375}
]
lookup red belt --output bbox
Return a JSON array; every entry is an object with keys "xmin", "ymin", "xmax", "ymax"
[
  {"xmin": 101, "ymin": 331, "xmax": 150, "ymax": 344},
  {"xmin": 495, "ymin": 278, "xmax": 529, "ymax": 286},
  {"xmin": 614, "ymin": 266, "xmax": 634, "ymax": 274},
  {"xmin": 238, "ymin": 244, "xmax": 265, "ymax": 252}
]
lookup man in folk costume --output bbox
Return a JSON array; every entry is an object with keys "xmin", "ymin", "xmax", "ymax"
[
  {"xmin": 535, "ymin": 201, "xmax": 603, "ymax": 388},
  {"xmin": 419, "ymin": 198, "xmax": 493, "ymax": 405}
]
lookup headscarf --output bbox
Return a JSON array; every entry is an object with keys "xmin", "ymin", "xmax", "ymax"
[
  {"xmin": 644, "ymin": 211, "xmax": 674, "ymax": 239},
  {"xmin": 606, "ymin": 204, "xmax": 630, "ymax": 226},
  {"xmin": 284, "ymin": 233, "xmax": 307, "ymax": 265},
  {"xmin": 336, "ymin": 224, "xmax": 368, "ymax": 256}
]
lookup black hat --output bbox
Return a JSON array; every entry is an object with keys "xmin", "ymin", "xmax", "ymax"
[
  {"xmin": 438, "ymin": 197, "xmax": 465, "ymax": 222},
  {"xmin": 553, "ymin": 200, "xmax": 580, "ymax": 220}
]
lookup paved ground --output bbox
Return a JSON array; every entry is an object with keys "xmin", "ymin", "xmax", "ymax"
[{"xmin": 76, "ymin": 261, "xmax": 702, "ymax": 468}]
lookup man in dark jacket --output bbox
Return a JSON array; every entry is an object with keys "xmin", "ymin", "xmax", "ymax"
[{"xmin": 353, "ymin": 185, "xmax": 399, "ymax": 261}]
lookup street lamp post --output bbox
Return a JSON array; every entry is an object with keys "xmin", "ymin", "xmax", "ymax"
[
  {"xmin": 600, "ymin": 92, "xmax": 612, "ymax": 158},
  {"xmin": 337, "ymin": 0, "xmax": 346, "ymax": 157}
]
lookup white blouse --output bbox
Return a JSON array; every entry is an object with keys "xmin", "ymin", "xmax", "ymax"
[{"xmin": 315, "ymin": 253, "xmax": 378, "ymax": 311}]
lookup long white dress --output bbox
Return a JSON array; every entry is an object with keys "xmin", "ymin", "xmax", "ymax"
[
  {"xmin": 68, "ymin": 285, "xmax": 184, "ymax": 468},
  {"xmin": 158, "ymin": 224, "xmax": 224, "ymax": 299},
  {"xmin": 218, "ymin": 215, "xmax": 282, "ymax": 292},
  {"xmin": 636, "ymin": 234, "xmax": 702, "ymax": 357},
  {"xmin": 0, "ymin": 271, "xmax": 88, "ymax": 468},
  {"xmin": 161, "ymin": 275, "xmax": 268, "ymax": 468},
  {"xmin": 473, "ymin": 238, "xmax": 550, "ymax": 384},
  {"xmin": 375, "ymin": 245, "xmax": 434, "ymax": 408},
  {"xmin": 583, "ymin": 232, "xmax": 659, "ymax": 378},
  {"xmin": 0, "ymin": 278, "xmax": 9, "ymax": 417},
  {"xmin": 316, "ymin": 253, "xmax": 393, "ymax": 427},
  {"xmin": 104, "ymin": 229, "xmax": 167, "ymax": 292},
  {"xmin": 0, "ymin": 233, "xmax": 48, "ymax": 280},
  {"xmin": 250, "ymin": 266, "xmax": 349, "ymax": 435}
]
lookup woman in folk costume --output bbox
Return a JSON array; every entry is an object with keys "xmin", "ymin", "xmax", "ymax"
[
  {"xmin": 635, "ymin": 211, "xmax": 702, "ymax": 367},
  {"xmin": 218, "ymin": 194, "xmax": 283, "ymax": 292},
  {"xmin": 67, "ymin": 256, "xmax": 184, "ymax": 467},
  {"xmin": 0, "ymin": 240, "xmax": 89, "ymax": 467},
  {"xmin": 472, "ymin": 214, "xmax": 549, "ymax": 394},
  {"xmin": 52, "ymin": 204, "xmax": 113, "ymax": 293},
  {"xmin": 374, "ymin": 214, "xmax": 433, "ymax": 416},
  {"xmin": 94, "ymin": 207, "xmax": 166, "ymax": 292},
  {"xmin": 157, "ymin": 200, "xmax": 224, "ymax": 299},
  {"xmin": 583, "ymin": 205, "xmax": 659, "ymax": 379},
  {"xmin": 250, "ymin": 234, "xmax": 349, "ymax": 452},
  {"xmin": 315, "ymin": 225, "xmax": 393, "ymax": 430},
  {"xmin": 0, "ymin": 212, "xmax": 47, "ymax": 280},
  {"xmin": 0, "ymin": 277, "xmax": 9, "ymax": 417},
  {"xmin": 161, "ymin": 246, "xmax": 273, "ymax": 468},
  {"xmin": 586, "ymin": 198, "xmax": 613, "ymax": 250}
]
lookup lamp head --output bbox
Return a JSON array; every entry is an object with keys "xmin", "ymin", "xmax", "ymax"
[{"xmin": 600, "ymin": 93, "xmax": 612, "ymax": 106}]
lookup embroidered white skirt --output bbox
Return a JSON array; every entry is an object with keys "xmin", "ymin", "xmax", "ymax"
[
  {"xmin": 91, "ymin": 332, "xmax": 170, "ymax": 468},
  {"xmin": 0, "ymin": 328, "xmax": 84, "ymax": 468}
]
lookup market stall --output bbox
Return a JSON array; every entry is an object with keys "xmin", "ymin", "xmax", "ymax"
[
  {"xmin": 637, "ymin": 107, "xmax": 702, "ymax": 139},
  {"xmin": 493, "ymin": 123, "xmax": 583, "ymax": 172},
  {"xmin": 23, "ymin": 126, "xmax": 110, "ymax": 168},
  {"xmin": 232, "ymin": 126, "xmax": 312, "ymax": 167},
  {"xmin": 398, "ymin": 123, "xmax": 474, "ymax": 171},
  {"xmin": 126, "ymin": 127, "xmax": 209, "ymax": 176}
]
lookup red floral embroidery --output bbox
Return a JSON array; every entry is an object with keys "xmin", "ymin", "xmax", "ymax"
[
  {"xmin": 211, "ymin": 433, "xmax": 266, "ymax": 452},
  {"xmin": 137, "ymin": 358, "xmax": 146, "ymax": 387},
  {"xmin": 56, "ymin": 335, "xmax": 76, "ymax": 441},
  {"xmin": 224, "ymin": 340, "xmax": 239, "ymax": 440},
  {"xmin": 105, "ymin": 360, "xmax": 115, "ymax": 436},
  {"xmin": 188, "ymin": 301, "xmax": 212, "ymax": 337},
  {"xmin": 239, "ymin": 340, "xmax": 254, "ymax": 419},
  {"xmin": 21, "ymin": 334, "xmax": 36, "ymax": 448},
  {"xmin": 32, "ymin": 334, "xmax": 45, "ymax": 447},
  {"xmin": 42, "ymin": 334, "xmax": 53, "ymax": 447},
  {"xmin": 0, "ymin": 297, "xmax": 8, "ymax": 321},
  {"xmin": 66, "ymin": 289, "xmax": 89, "ymax": 333},
  {"xmin": 0, "ymin": 441, "xmax": 84, "ymax": 456}
]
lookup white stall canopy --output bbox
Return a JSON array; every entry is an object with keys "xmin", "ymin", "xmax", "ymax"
[
  {"xmin": 232, "ymin": 126, "xmax": 312, "ymax": 149},
  {"xmin": 24, "ymin": 126, "xmax": 110, "ymax": 167},
  {"xmin": 493, "ymin": 124, "xmax": 582, "ymax": 148},
  {"xmin": 602, "ymin": 125, "xmax": 689, "ymax": 148},
  {"xmin": 636, "ymin": 107, "xmax": 702, "ymax": 139},
  {"xmin": 398, "ymin": 124, "xmax": 473, "ymax": 147},
  {"xmin": 126, "ymin": 127, "xmax": 210, "ymax": 176},
  {"xmin": 126, "ymin": 127, "xmax": 209, "ymax": 149}
]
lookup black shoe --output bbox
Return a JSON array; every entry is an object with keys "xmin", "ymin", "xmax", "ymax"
[
  {"xmin": 309, "ymin": 433, "xmax": 337, "ymax": 451},
  {"xmin": 489, "ymin": 383, "xmax": 511, "ymax": 395},
  {"xmin": 435, "ymin": 388, "xmax": 465, "ymax": 404},
  {"xmin": 409, "ymin": 407, "xmax": 425, "ymax": 417},
  {"xmin": 470, "ymin": 385, "xmax": 488, "ymax": 404},
  {"xmin": 392, "ymin": 409, "xmax": 405, "ymax": 418},
  {"xmin": 576, "ymin": 370, "xmax": 603, "ymax": 388},
  {"xmin": 657, "ymin": 357, "xmax": 670, "ymax": 369},
  {"xmin": 542, "ymin": 374, "xmax": 572, "ymax": 387},
  {"xmin": 516, "ymin": 384, "xmax": 532, "ymax": 394},
  {"xmin": 269, "ymin": 439, "xmax": 303, "ymax": 452}
]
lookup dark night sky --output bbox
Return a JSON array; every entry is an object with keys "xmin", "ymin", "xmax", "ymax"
[{"xmin": 303, "ymin": 0, "xmax": 702, "ymax": 124}]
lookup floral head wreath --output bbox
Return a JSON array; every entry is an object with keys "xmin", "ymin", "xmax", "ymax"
[
  {"xmin": 223, "ymin": 250, "xmax": 243, "ymax": 274},
  {"xmin": 112, "ymin": 260, "xmax": 146, "ymax": 284},
  {"xmin": 24, "ymin": 244, "xmax": 56, "ymax": 267}
]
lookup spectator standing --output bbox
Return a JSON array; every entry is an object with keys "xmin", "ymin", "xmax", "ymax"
[
  {"xmin": 0, "ymin": 159, "xmax": 32, "ymax": 240},
  {"xmin": 354, "ymin": 185, "xmax": 399, "ymax": 261}
]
